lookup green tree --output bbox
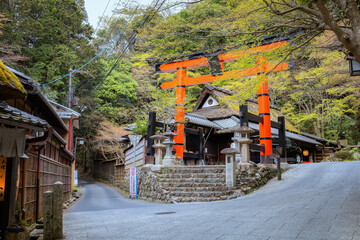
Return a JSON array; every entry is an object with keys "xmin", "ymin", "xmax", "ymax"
[
  {"xmin": 174, "ymin": 0, "xmax": 360, "ymax": 62},
  {"xmin": 0, "ymin": 0, "xmax": 96, "ymax": 103},
  {"xmin": 94, "ymin": 59, "xmax": 139, "ymax": 123}
]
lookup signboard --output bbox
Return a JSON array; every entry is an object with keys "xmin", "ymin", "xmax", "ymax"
[
  {"xmin": 0, "ymin": 157, "xmax": 6, "ymax": 201},
  {"xmin": 74, "ymin": 170, "xmax": 78, "ymax": 187},
  {"xmin": 128, "ymin": 135, "xmax": 142, "ymax": 147},
  {"xmin": 129, "ymin": 167, "xmax": 137, "ymax": 199}
]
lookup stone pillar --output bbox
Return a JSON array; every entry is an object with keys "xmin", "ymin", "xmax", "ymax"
[
  {"xmin": 220, "ymin": 148, "xmax": 239, "ymax": 187},
  {"xmin": 239, "ymin": 139, "xmax": 252, "ymax": 164},
  {"xmin": 43, "ymin": 191, "xmax": 53, "ymax": 240},
  {"xmin": 150, "ymin": 135, "xmax": 166, "ymax": 165},
  {"xmin": 162, "ymin": 132, "xmax": 177, "ymax": 166},
  {"xmin": 232, "ymin": 132, "xmax": 242, "ymax": 165},
  {"xmin": 237, "ymin": 123, "xmax": 255, "ymax": 170},
  {"xmin": 52, "ymin": 181, "xmax": 63, "ymax": 239}
]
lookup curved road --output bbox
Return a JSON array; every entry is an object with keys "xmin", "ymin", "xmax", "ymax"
[
  {"xmin": 64, "ymin": 162, "xmax": 360, "ymax": 240},
  {"xmin": 68, "ymin": 179, "xmax": 157, "ymax": 213}
]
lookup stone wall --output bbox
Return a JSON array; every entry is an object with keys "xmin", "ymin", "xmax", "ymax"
[
  {"xmin": 119, "ymin": 164, "xmax": 282, "ymax": 203},
  {"xmin": 122, "ymin": 166, "xmax": 171, "ymax": 202},
  {"xmin": 236, "ymin": 165, "xmax": 278, "ymax": 193}
]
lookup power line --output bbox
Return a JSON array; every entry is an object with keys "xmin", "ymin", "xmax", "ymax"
[
  {"xmin": 72, "ymin": 12, "xmax": 137, "ymax": 95},
  {"xmin": 42, "ymin": 18, "xmax": 130, "ymax": 87},
  {"xmin": 77, "ymin": 0, "xmax": 166, "ymax": 110},
  {"xmin": 93, "ymin": 0, "xmax": 111, "ymax": 34}
]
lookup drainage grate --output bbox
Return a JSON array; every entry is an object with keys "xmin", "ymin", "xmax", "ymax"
[{"xmin": 155, "ymin": 211, "xmax": 176, "ymax": 215}]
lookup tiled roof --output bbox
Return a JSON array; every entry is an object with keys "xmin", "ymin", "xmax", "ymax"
[
  {"xmin": 192, "ymin": 107, "xmax": 238, "ymax": 120},
  {"xmin": 213, "ymin": 116, "xmax": 238, "ymax": 129},
  {"xmin": 185, "ymin": 113, "xmax": 220, "ymax": 129},
  {"xmin": 0, "ymin": 101, "xmax": 48, "ymax": 128}
]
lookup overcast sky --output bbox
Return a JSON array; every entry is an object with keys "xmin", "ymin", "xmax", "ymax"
[{"xmin": 84, "ymin": 0, "xmax": 154, "ymax": 29}]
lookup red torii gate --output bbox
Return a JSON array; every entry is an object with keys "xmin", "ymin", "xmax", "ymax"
[{"xmin": 148, "ymin": 33, "xmax": 297, "ymax": 164}]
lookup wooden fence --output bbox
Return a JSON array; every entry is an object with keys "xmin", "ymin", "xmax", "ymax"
[{"xmin": 20, "ymin": 146, "xmax": 72, "ymax": 223}]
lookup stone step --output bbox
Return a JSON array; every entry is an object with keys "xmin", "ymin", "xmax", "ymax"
[
  {"xmin": 171, "ymin": 191, "xmax": 232, "ymax": 198},
  {"xmin": 166, "ymin": 186, "xmax": 233, "ymax": 192},
  {"xmin": 160, "ymin": 166, "xmax": 225, "ymax": 174},
  {"xmin": 159, "ymin": 177, "xmax": 224, "ymax": 183},
  {"xmin": 159, "ymin": 172, "xmax": 225, "ymax": 179},
  {"xmin": 171, "ymin": 196, "xmax": 222, "ymax": 202},
  {"xmin": 161, "ymin": 182, "xmax": 227, "ymax": 188}
]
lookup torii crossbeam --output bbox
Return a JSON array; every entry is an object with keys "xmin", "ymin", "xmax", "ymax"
[{"xmin": 148, "ymin": 31, "xmax": 301, "ymax": 164}]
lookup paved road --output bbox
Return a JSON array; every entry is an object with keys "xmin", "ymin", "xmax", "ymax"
[
  {"xmin": 64, "ymin": 162, "xmax": 360, "ymax": 240},
  {"xmin": 68, "ymin": 179, "xmax": 157, "ymax": 213}
]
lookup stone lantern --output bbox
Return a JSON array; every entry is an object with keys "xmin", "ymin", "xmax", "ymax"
[
  {"xmin": 150, "ymin": 134, "xmax": 167, "ymax": 165},
  {"xmin": 220, "ymin": 148, "xmax": 239, "ymax": 187},
  {"xmin": 231, "ymin": 125, "xmax": 243, "ymax": 164},
  {"xmin": 162, "ymin": 131, "xmax": 177, "ymax": 166},
  {"xmin": 236, "ymin": 123, "xmax": 255, "ymax": 166}
]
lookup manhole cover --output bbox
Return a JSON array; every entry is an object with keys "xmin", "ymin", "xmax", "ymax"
[{"xmin": 155, "ymin": 212, "xmax": 176, "ymax": 215}]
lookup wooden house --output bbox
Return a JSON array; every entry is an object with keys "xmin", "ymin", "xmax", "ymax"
[
  {"xmin": 48, "ymin": 100, "xmax": 81, "ymax": 190},
  {"xmin": 0, "ymin": 63, "xmax": 74, "ymax": 237},
  {"xmin": 181, "ymin": 85, "xmax": 335, "ymax": 164}
]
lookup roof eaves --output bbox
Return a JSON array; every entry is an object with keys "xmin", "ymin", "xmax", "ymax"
[
  {"xmin": 7, "ymin": 67, "xmax": 69, "ymax": 133},
  {"xmin": 48, "ymin": 100, "xmax": 81, "ymax": 118},
  {"xmin": 0, "ymin": 101, "xmax": 48, "ymax": 129}
]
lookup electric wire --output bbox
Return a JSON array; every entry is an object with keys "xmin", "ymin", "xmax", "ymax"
[
  {"xmin": 93, "ymin": 0, "xmax": 111, "ymax": 34},
  {"xmin": 71, "ymin": 0, "xmax": 135, "ymax": 96},
  {"xmin": 77, "ymin": 0, "xmax": 166, "ymax": 110},
  {"xmin": 42, "ymin": 15, "xmax": 131, "ymax": 87},
  {"xmin": 42, "ymin": 0, "xmax": 132, "ymax": 100}
]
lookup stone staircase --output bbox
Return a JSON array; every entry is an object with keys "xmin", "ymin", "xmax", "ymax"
[{"xmin": 155, "ymin": 166, "xmax": 237, "ymax": 203}]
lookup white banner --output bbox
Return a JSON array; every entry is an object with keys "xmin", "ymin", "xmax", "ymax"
[{"xmin": 129, "ymin": 167, "xmax": 137, "ymax": 199}]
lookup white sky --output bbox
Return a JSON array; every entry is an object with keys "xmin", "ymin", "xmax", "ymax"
[{"xmin": 84, "ymin": 0, "xmax": 154, "ymax": 29}]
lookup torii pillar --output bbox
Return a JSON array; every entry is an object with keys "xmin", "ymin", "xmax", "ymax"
[
  {"xmin": 257, "ymin": 58, "xmax": 272, "ymax": 164},
  {"xmin": 174, "ymin": 68, "xmax": 186, "ymax": 159}
]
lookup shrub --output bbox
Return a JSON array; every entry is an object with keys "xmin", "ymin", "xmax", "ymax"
[{"xmin": 334, "ymin": 150, "xmax": 353, "ymax": 161}]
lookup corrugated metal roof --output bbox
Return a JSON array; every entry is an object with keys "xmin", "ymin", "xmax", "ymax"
[
  {"xmin": 248, "ymin": 121, "xmax": 322, "ymax": 145},
  {"xmin": 301, "ymin": 132, "xmax": 337, "ymax": 145},
  {"xmin": 0, "ymin": 101, "xmax": 48, "ymax": 127},
  {"xmin": 185, "ymin": 113, "xmax": 220, "ymax": 128},
  {"xmin": 286, "ymin": 132, "xmax": 322, "ymax": 145},
  {"xmin": 48, "ymin": 100, "xmax": 81, "ymax": 118}
]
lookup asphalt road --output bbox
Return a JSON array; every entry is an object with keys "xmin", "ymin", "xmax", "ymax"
[
  {"xmin": 64, "ymin": 162, "xmax": 360, "ymax": 240},
  {"xmin": 68, "ymin": 179, "xmax": 157, "ymax": 213}
]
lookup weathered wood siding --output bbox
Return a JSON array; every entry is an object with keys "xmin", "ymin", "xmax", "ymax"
[
  {"xmin": 125, "ymin": 138, "xmax": 146, "ymax": 170},
  {"xmin": 114, "ymin": 164, "xmax": 125, "ymax": 184}
]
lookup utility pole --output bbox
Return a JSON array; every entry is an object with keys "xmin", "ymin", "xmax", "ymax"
[{"xmin": 68, "ymin": 68, "xmax": 73, "ymax": 108}]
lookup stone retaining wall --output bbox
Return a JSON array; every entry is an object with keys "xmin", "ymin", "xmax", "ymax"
[
  {"xmin": 236, "ymin": 165, "xmax": 278, "ymax": 192},
  {"xmin": 122, "ymin": 166, "xmax": 172, "ymax": 202},
  {"xmin": 119, "ymin": 164, "xmax": 282, "ymax": 203}
]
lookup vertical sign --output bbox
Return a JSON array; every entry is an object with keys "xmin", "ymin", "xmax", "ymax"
[
  {"xmin": 129, "ymin": 167, "xmax": 137, "ymax": 199},
  {"xmin": 74, "ymin": 170, "xmax": 78, "ymax": 187},
  {"xmin": 0, "ymin": 157, "xmax": 6, "ymax": 201},
  {"xmin": 128, "ymin": 135, "xmax": 141, "ymax": 199}
]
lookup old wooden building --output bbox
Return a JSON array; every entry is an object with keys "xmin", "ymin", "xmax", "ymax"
[{"xmin": 0, "ymin": 63, "xmax": 74, "ymax": 237}]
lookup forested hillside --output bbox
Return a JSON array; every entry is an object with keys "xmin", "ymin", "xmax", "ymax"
[{"xmin": 1, "ymin": 0, "xmax": 359, "ymax": 174}]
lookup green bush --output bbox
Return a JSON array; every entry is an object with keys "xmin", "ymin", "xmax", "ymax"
[{"xmin": 334, "ymin": 150, "xmax": 353, "ymax": 161}]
